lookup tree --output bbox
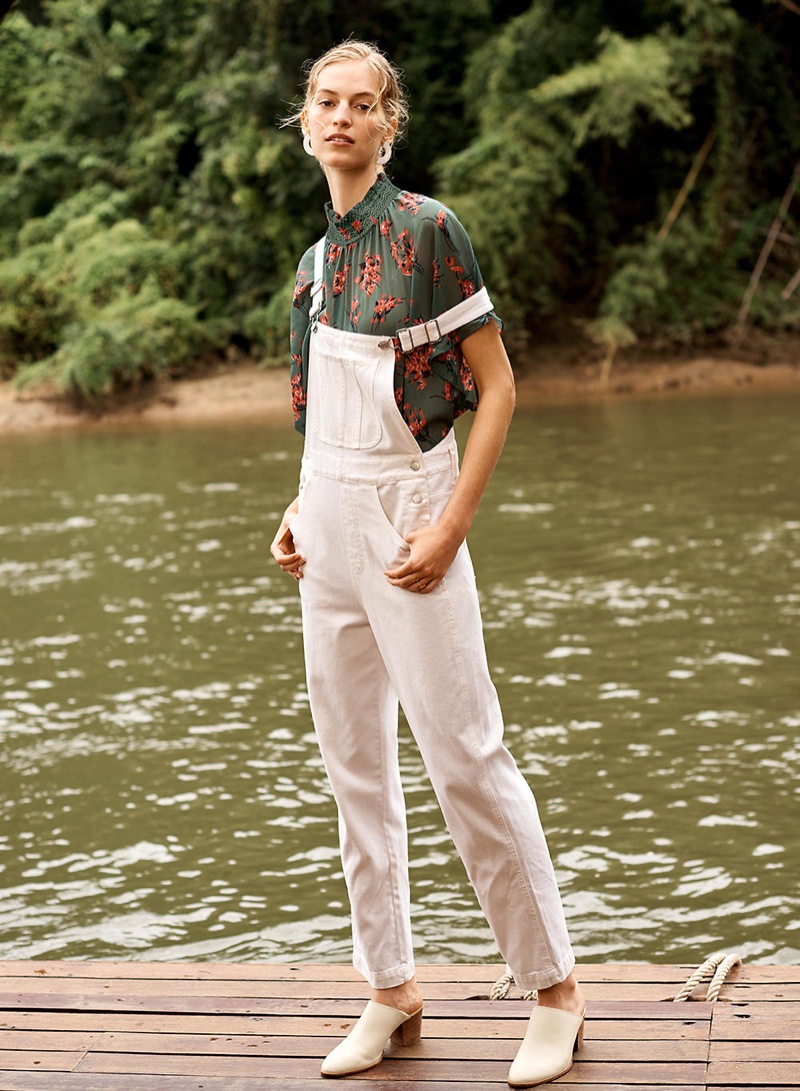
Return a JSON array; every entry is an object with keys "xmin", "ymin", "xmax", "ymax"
[
  {"xmin": 1, "ymin": 0, "xmax": 798, "ymax": 398},
  {"xmin": 0, "ymin": 0, "xmax": 495, "ymax": 394},
  {"xmin": 437, "ymin": 0, "xmax": 800, "ymax": 349}
]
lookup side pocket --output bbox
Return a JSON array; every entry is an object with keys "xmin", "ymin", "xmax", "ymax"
[
  {"xmin": 373, "ymin": 481, "xmax": 419, "ymax": 553},
  {"xmin": 288, "ymin": 476, "xmax": 312, "ymax": 548}
]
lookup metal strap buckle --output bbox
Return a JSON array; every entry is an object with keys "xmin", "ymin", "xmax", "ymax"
[
  {"xmin": 424, "ymin": 317, "xmax": 442, "ymax": 344},
  {"xmin": 397, "ymin": 317, "xmax": 442, "ymax": 354}
]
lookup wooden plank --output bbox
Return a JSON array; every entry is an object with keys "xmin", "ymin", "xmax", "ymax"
[
  {"xmin": 0, "ymin": 1052, "xmax": 85, "ymax": 1072},
  {"xmin": 0, "ymin": 1077, "xmax": 548, "ymax": 1091},
  {"xmin": 722, "ymin": 984, "xmax": 800, "ymax": 1002},
  {"xmin": 0, "ymin": 1029, "xmax": 709, "ymax": 1063},
  {"xmin": 0, "ymin": 960, "xmax": 734, "ymax": 982},
  {"xmin": 0, "ymin": 1077, "xmax": 312, "ymax": 1091},
  {"xmin": 0, "ymin": 1010, "xmax": 712, "ymax": 1039},
  {"xmin": 721, "ymin": 966, "xmax": 800, "ymax": 982},
  {"xmin": 0, "ymin": 992, "xmax": 712, "ymax": 1019},
  {"xmin": 711, "ymin": 1042, "xmax": 800, "ymax": 1061},
  {"xmin": 14, "ymin": 977, "xmax": 685, "ymax": 999},
  {"xmin": 566, "ymin": 1066, "xmax": 708, "ymax": 1086},
  {"xmin": 16, "ymin": 1080, "xmax": 695, "ymax": 1091},
  {"xmin": 708, "ymin": 1061, "xmax": 800, "ymax": 1085},
  {"xmin": 1, "ymin": 977, "xmax": 694, "ymax": 999},
  {"xmin": 0, "ymin": 976, "xmax": 721, "ymax": 1001},
  {"xmin": 0, "ymin": 1032, "xmax": 102, "ymax": 1051},
  {"xmin": 2, "ymin": 958, "xmax": 780, "ymax": 991},
  {"xmin": 1, "ymin": 1013, "xmax": 270, "ymax": 1034},
  {"xmin": 713, "ymin": 1005, "xmax": 800, "ymax": 1040},
  {"xmin": 72, "ymin": 1049, "xmax": 709, "ymax": 1082}
]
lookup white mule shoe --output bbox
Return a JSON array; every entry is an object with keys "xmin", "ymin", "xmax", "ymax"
[
  {"xmin": 508, "ymin": 1004, "xmax": 585, "ymax": 1087},
  {"xmin": 320, "ymin": 1000, "xmax": 423, "ymax": 1077}
]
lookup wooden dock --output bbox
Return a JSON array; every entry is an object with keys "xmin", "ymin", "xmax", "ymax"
[{"xmin": 0, "ymin": 960, "xmax": 797, "ymax": 1089}]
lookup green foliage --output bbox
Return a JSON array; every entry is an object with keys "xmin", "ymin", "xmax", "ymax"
[
  {"xmin": 531, "ymin": 29, "xmax": 694, "ymax": 147},
  {"xmin": 16, "ymin": 287, "xmax": 210, "ymax": 397},
  {"xmin": 0, "ymin": 184, "xmax": 227, "ymax": 394},
  {"xmin": 0, "ymin": 0, "xmax": 501, "ymax": 391},
  {"xmin": 0, "ymin": 0, "xmax": 798, "ymax": 396},
  {"xmin": 439, "ymin": 0, "xmax": 800, "ymax": 345}
]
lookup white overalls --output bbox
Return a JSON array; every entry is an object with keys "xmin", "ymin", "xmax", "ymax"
[{"xmin": 289, "ymin": 240, "xmax": 575, "ymax": 991}]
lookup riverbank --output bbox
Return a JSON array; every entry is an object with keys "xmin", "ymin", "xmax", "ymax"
[{"xmin": 1, "ymin": 350, "xmax": 799, "ymax": 435}]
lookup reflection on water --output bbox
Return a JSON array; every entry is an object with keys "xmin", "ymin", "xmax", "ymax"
[{"xmin": 1, "ymin": 395, "xmax": 798, "ymax": 967}]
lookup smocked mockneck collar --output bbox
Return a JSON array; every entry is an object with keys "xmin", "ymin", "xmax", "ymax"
[{"xmin": 325, "ymin": 173, "xmax": 400, "ymax": 244}]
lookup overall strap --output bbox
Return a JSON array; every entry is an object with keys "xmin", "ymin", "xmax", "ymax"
[
  {"xmin": 395, "ymin": 286, "xmax": 493, "ymax": 353},
  {"xmin": 309, "ymin": 235, "xmax": 327, "ymax": 319}
]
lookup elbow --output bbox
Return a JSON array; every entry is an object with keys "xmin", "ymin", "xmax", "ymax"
[
  {"xmin": 502, "ymin": 366, "xmax": 516, "ymax": 420},
  {"xmin": 507, "ymin": 367, "xmax": 516, "ymax": 407}
]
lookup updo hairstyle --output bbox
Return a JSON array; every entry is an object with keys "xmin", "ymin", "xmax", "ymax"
[{"xmin": 285, "ymin": 40, "xmax": 410, "ymax": 145}]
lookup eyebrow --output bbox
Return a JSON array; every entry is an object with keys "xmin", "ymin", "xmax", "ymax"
[{"xmin": 316, "ymin": 89, "xmax": 376, "ymax": 99}]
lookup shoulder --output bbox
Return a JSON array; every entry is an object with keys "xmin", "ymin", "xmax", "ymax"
[
  {"xmin": 297, "ymin": 240, "xmax": 320, "ymax": 276},
  {"xmin": 391, "ymin": 188, "xmax": 459, "ymax": 224},
  {"xmin": 293, "ymin": 239, "xmax": 322, "ymax": 307},
  {"xmin": 390, "ymin": 188, "xmax": 473, "ymax": 251}
]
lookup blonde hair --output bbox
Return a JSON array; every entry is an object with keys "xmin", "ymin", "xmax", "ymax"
[{"xmin": 284, "ymin": 40, "xmax": 410, "ymax": 145}]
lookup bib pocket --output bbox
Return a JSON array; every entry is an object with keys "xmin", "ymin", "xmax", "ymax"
[{"xmin": 307, "ymin": 345, "xmax": 383, "ymax": 450}]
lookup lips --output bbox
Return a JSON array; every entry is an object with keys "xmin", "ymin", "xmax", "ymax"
[{"xmin": 326, "ymin": 135, "xmax": 354, "ymax": 144}]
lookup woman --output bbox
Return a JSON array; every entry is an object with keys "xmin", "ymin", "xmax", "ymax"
[{"xmin": 270, "ymin": 40, "xmax": 585, "ymax": 1086}]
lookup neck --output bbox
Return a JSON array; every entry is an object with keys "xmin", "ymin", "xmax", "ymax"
[{"xmin": 325, "ymin": 164, "xmax": 381, "ymax": 217}]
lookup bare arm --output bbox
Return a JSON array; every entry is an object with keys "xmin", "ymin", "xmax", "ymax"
[{"xmin": 385, "ymin": 320, "xmax": 515, "ymax": 593}]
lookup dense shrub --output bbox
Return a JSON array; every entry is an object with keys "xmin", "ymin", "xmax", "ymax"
[{"xmin": 0, "ymin": 0, "xmax": 797, "ymax": 396}]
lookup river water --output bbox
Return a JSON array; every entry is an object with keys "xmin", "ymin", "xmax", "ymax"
[{"xmin": 1, "ymin": 393, "xmax": 798, "ymax": 968}]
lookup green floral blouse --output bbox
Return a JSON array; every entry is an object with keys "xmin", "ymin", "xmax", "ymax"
[{"xmin": 290, "ymin": 173, "xmax": 501, "ymax": 451}]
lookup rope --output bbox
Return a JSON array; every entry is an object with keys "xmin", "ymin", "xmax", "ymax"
[
  {"xmin": 489, "ymin": 967, "xmax": 536, "ymax": 1002},
  {"xmin": 489, "ymin": 952, "xmax": 742, "ymax": 1005},
  {"xmin": 489, "ymin": 969, "xmax": 514, "ymax": 1000},
  {"xmin": 672, "ymin": 952, "xmax": 742, "ymax": 1002}
]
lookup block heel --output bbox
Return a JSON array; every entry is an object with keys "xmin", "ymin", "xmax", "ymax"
[{"xmin": 390, "ymin": 1005, "xmax": 422, "ymax": 1046}]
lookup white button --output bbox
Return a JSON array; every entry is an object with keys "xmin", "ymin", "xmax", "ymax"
[
  {"xmin": 410, "ymin": 460, "xmax": 420, "ymax": 471},
  {"xmin": 378, "ymin": 339, "xmax": 392, "ymax": 350},
  {"xmin": 412, "ymin": 494, "xmax": 422, "ymax": 504}
]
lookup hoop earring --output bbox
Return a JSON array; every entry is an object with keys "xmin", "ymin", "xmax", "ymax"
[
  {"xmin": 378, "ymin": 142, "xmax": 392, "ymax": 166},
  {"xmin": 303, "ymin": 133, "xmax": 315, "ymax": 157}
]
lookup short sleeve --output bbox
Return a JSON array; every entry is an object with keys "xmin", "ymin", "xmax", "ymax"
[{"xmin": 424, "ymin": 202, "xmax": 503, "ymax": 342}]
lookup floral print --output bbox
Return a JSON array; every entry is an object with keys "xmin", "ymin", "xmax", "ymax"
[
  {"xmin": 372, "ymin": 293, "xmax": 404, "ymax": 326},
  {"xmin": 391, "ymin": 230, "xmax": 418, "ymax": 276},
  {"xmin": 332, "ymin": 266, "xmax": 350, "ymax": 296},
  {"xmin": 355, "ymin": 253, "xmax": 382, "ymax": 296},
  {"xmin": 290, "ymin": 173, "xmax": 501, "ymax": 451}
]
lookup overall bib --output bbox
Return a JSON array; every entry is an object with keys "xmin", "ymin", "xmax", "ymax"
[{"xmin": 290, "ymin": 253, "xmax": 574, "ymax": 991}]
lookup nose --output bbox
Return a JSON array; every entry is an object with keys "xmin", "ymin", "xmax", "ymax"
[{"xmin": 332, "ymin": 101, "xmax": 352, "ymax": 127}]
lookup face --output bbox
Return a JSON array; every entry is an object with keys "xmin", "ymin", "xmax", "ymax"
[{"xmin": 302, "ymin": 59, "xmax": 394, "ymax": 172}]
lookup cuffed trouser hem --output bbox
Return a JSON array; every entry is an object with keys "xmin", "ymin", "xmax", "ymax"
[
  {"xmin": 354, "ymin": 955, "xmax": 416, "ymax": 990},
  {"xmin": 511, "ymin": 951, "xmax": 577, "ymax": 992}
]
